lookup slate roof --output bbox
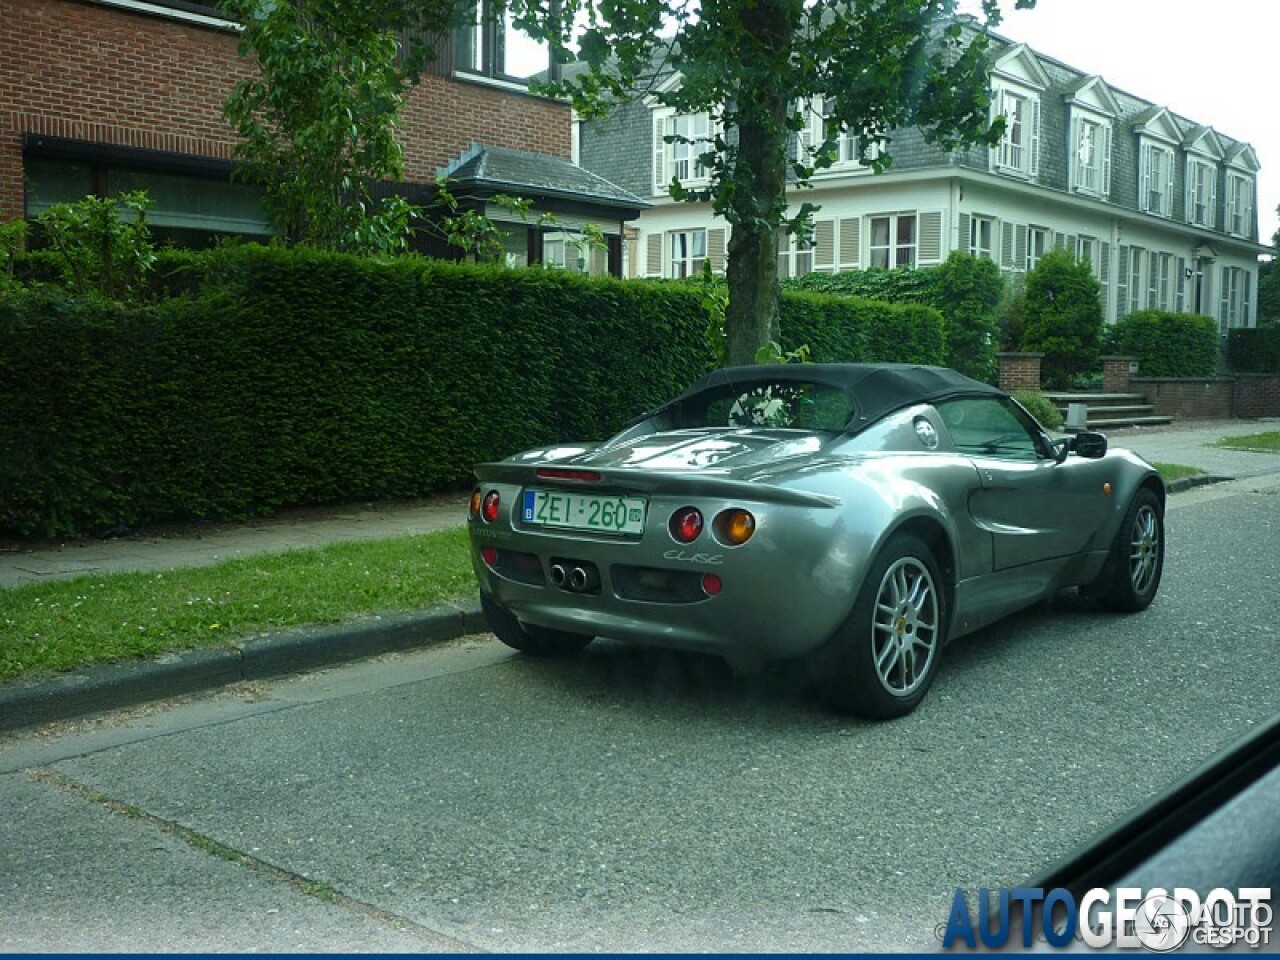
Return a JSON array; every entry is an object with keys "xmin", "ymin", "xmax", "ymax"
[{"xmin": 439, "ymin": 143, "xmax": 649, "ymax": 213}]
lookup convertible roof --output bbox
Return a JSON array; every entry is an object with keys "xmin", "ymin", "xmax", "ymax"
[{"xmin": 675, "ymin": 363, "xmax": 1003, "ymax": 429}]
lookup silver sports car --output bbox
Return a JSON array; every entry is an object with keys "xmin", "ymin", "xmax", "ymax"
[{"xmin": 467, "ymin": 363, "xmax": 1165, "ymax": 719}]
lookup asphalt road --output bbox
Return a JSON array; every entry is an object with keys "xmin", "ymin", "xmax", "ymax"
[{"xmin": 2, "ymin": 478, "xmax": 1278, "ymax": 952}]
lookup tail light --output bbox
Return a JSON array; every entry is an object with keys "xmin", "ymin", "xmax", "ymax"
[
  {"xmin": 669, "ymin": 506, "xmax": 703, "ymax": 543},
  {"xmin": 480, "ymin": 547, "xmax": 498, "ymax": 565},
  {"xmin": 481, "ymin": 490, "xmax": 501, "ymax": 524},
  {"xmin": 701, "ymin": 573, "xmax": 722, "ymax": 596},
  {"xmin": 714, "ymin": 509, "xmax": 756, "ymax": 546}
]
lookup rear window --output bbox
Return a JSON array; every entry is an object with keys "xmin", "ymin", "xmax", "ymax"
[{"xmin": 672, "ymin": 380, "xmax": 858, "ymax": 431}]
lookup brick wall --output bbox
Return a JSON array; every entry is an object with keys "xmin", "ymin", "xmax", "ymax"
[
  {"xmin": 1131, "ymin": 377, "xmax": 1234, "ymax": 419},
  {"xmin": 1, "ymin": 0, "xmax": 569, "ymax": 221},
  {"xmin": 1233, "ymin": 374, "xmax": 1280, "ymax": 418},
  {"xmin": 997, "ymin": 352, "xmax": 1043, "ymax": 392}
]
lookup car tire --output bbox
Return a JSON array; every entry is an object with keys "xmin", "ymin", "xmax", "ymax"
[
  {"xmin": 481, "ymin": 593, "xmax": 594, "ymax": 657},
  {"xmin": 1094, "ymin": 486, "xmax": 1164, "ymax": 613},
  {"xmin": 812, "ymin": 532, "xmax": 946, "ymax": 720}
]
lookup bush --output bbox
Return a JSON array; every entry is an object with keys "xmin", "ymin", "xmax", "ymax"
[
  {"xmin": 1105, "ymin": 310, "xmax": 1219, "ymax": 377},
  {"xmin": 1227, "ymin": 322, "xmax": 1280, "ymax": 373},
  {"xmin": 1022, "ymin": 248, "xmax": 1104, "ymax": 389},
  {"xmin": 0, "ymin": 245, "xmax": 943, "ymax": 537},
  {"xmin": 1011, "ymin": 390, "xmax": 1064, "ymax": 431},
  {"xmin": 786, "ymin": 252, "xmax": 1000, "ymax": 381}
]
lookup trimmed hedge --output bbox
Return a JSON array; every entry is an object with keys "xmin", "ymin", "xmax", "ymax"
[
  {"xmin": 1105, "ymin": 310, "xmax": 1219, "ymax": 378},
  {"xmin": 1227, "ymin": 324, "xmax": 1280, "ymax": 374},
  {"xmin": 1, "ymin": 246, "xmax": 944, "ymax": 537}
]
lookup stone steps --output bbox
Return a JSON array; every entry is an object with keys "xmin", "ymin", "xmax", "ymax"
[{"xmin": 1040, "ymin": 392, "xmax": 1173, "ymax": 430}]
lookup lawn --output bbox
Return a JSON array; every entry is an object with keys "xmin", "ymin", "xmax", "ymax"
[
  {"xmin": 1213, "ymin": 431, "xmax": 1280, "ymax": 453},
  {"xmin": 0, "ymin": 527, "xmax": 474, "ymax": 683},
  {"xmin": 1153, "ymin": 462, "xmax": 1205, "ymax": 483}
]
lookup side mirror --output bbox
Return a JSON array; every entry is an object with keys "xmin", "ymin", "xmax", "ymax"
[
  {"xmin": 1050, "ymin": 437, "xmax": 1070, "ymax": 464},
  {"xmin": 1073, "ymin": 431, "xmax": 1109, "ymax": 459}
]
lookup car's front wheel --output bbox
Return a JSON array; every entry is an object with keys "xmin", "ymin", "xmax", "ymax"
[
  {"xmin": 811, "ymin": 532, "xmax": 946, "ymax": 719},
  {"xmin": 481, "ymin": 593, "xmax": 594, "ymax": 656},
  {"xmin": 1094, "ymin": 486, "xmax": 1164, "ymax": 612}
]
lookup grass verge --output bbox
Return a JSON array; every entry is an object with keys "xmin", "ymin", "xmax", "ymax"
[
  {"xmin": 1153, "ymin": 462, "xmax": 1206, "ymax": 483},
  {"xmin": 0, "ymin": 527, "xmax": 473, "ymax": 683},
  {"xmin": 1213, "ymin": 431, "xmax": 1280, "ymax": 453}
]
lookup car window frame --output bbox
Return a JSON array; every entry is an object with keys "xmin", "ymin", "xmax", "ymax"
[{"xmin": 934, "ymin": 395, "xmax": 1054, "ymax": 462}]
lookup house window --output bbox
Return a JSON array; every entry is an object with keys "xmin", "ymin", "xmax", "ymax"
[
  {"xmin": 869, "ymin": 214, "xmax": 917, "ymax": 269},
  {"xmin": 1073, "ymin": 117, "xmax": 1111, "ymax": 196},
  {"xmin": 1187, "ymin": 158, "xmax": 1217, "ymax": 228},
  {"xmin": 1077, "ymin": 236, "xmax": 1098, "ymax": 273},
  {"xmin": 1147, "ymin": 252, "xmax": 1175, "ymax": 311},
  {"xmin": 776, "ymin": 229, "xmax": 814, "ymax": 279},
  {"xmin": 1127, "ymin": 247, "xmax": 1145, "ymax": 316},
  {"xmin": 654, "ymin": 111, "xmax": 714, "ymax": 192},
  {"xmin": 993, "ymin": 87, "xmax": 1039, "ymax": 178},
  {"xmin": 1027, "ymin": 226, "xmax": 1049, "ymax": 272},
  {"xmin": 1141, "ymin": 143, "xmax": 1174, "ymax": 217},
  {"xmin": 970, "ymin": 216, "xmax": 995, "ymax": 261},
  {"xmin": 457, "ymin": 0, "xmax": 551, "ymax": 82},
  {"xmin": 543, "ymin": 231, "xmax": 608, "ymax": 277},
  {"xmin": 668, "ymin": 229, "xmax": 707, "ymax": 278},
  {"xmin": 1226, "ymin": 172, "xmax": 1255, "ymax": 238},
  {"xmin": 1221, "ymin": 266, "xmax": 1252, "ymax": 332}
]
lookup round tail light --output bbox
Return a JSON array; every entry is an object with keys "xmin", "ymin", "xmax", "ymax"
[
  {"xmin": 480, "ymin": 546, "xmax": 498, "ymax": 565},
  {"xmin": 469, "ymin": 488, "xmax": 482, "ymax": 520},
  {"xmin": 481, "ymin": 490, "xmax": 501, "ymax": 524},
  {"xmin": 701, "ymin": 573, "xmax": 722, "ymax": 596},
  {"xmin": 715, "ymin": 509, "xmax": 756, "ymax": 546},
  {"xmin": 668, "ymin": 506, "xmax": 703, "ymax": 543}
]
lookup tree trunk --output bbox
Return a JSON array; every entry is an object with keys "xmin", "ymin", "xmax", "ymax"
[{"xmin": 722, "ymin": 3, "xmax": 791, "ymax": 368}]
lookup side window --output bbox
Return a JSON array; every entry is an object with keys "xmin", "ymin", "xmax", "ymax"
[{"xmin": 936, "ymin": 397, "xmax": 1043, "ymax": 461}]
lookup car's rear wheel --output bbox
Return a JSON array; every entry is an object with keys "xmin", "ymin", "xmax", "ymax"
[
  {"xmin": 1094, "ymin": 486, "xmax": 1164, "ymax": 612},
  {"xmin": 812, "ymin": 532, "xmax": 946, "ymax": 719},
  {"xmin": 481, "ymin": 593, "xmax": 594, "ymax": 656}
]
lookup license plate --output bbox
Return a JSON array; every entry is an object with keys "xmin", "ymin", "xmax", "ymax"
[{"xmin": 522, "ymin": 489, "xmax": 646, "ymax": 535}]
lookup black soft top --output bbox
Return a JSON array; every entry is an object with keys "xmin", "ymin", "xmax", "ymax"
[{"xmin": 662, "ymin": 363, "xmax": 1002, "ymax": 431}]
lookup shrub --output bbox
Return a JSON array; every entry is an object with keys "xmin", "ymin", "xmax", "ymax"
[
  {"xmin": 1227, "ymin": 322, "xmax": 1280, "ymax": 373},
  {"xmin": 1105, "ymin": 310, "xmax": 1219, "ymax": 377},
  {"xmin": 32, "ymin": 192, "xmax": 156, "ymax": 302},
  {"xmin": 1011, "ymin": 390, "xmax": 1064, "ymax": 431},
  {"xmin": 0, "ymin": 245, "xmax": 942, "ymax": 537},
  {"xmin": 1021, "ymin": 248, "xmax": 1103, "ymax": 389}
]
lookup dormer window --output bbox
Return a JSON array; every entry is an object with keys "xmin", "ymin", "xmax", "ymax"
[
  {"xmin": 652, "ymin": 108, "xmax": 714, "ymax": 194},
  {"xmin": 989, "ymin": 45, "xmax": 1048, "ymax": 182},
  {"xmin": 1186, "ymin": 158, "xmax": 1217, "ymax": 228},
  {"xmin": 1064, "ymin": 78, "xmax": 1117, "ymax": 199},
  {"xmin": 1141, "ymin": 143, "xmax": 1174, "ymax": 217},
  {"xmin": 1226, "ymin": 171, "xmax": 1255, "ymax": 238}
]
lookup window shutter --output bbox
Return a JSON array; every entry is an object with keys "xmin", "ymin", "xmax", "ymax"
[
  {"xmin": 813, "ymin": 219, "xmax": 835, "ymax": 272},
  {"xmin": 917, "ymin": 211, "xmax": 943, "ymax": 265},
  {"xmin": 708, "ymin": 227, "xmax": 726, "ymax": 274},
  {"xmin": 1186, "ymin": 162, "xmax": 1195, "ymax": 223},
  {"xmin": 1015, "ymin": 224, "xmax": 1028, "ymax": 271},
  {"xmin": 776, "ymin": 227, "xmax": 791, "ymax": 279},
  {"xmin": 1219, "ymin": 266, "xmax": 1230, "ymax": 325},
  {"xmin": 1099, "ymin": 241, "xmax": 1112, "ymax": 314},
  {"xmin": 1244, "ymin": 271, "xmax": 1252, "ymax": 325},
  {"xmin": 1141, "ymin": 145, "xmax": 1152, "ymax": 212},
  {"xmin": 1029, "ymin": 98, "xmax": 1041, "ymax": 177},
  {"xmin": 653, "ymin": 115, "xmax": 668, "ymax": 195},
  {"xmin": 838, "ymin": 217, "xmax": 861, "ymax": 268},
  {"xmin": 1175, "ymin": 256, "xmax": 1187, "ymax": 312},
  {"xmin": 1149, "ymin": 251, "xmax": 1159, "ymax": 308},
  {"xmin": 1053, "ymin": 231, "xmax": 1066, "ymax": 251},
  {"xmin": 1208, "ymin": 169, "xmax": 1217, "ymax": 229},
  {"xmin": 646, "ymin": 233, "xmax": 664, "ymax": 277},
  {"xmin": 1072, "ymin": 117, "xmax": 1083, "ymax": 189},
  {"xmin": 1101, "ymin": 124, "xmax": 1112, "ymax": 197},
  {"xmin": 1116, "ymin": 244, "xmax": 1129, "ymax": 317},
  {"xmin": 1000, "ymin": 221, "xmax": 1015, "ymax": 269},
  {"xmin": 1065, "ymin": 235, "xmax": 1078, "ymax": 258},
  {"xmin": 957, "ymin": 213, "xmax": 972, "ymax": 254}
]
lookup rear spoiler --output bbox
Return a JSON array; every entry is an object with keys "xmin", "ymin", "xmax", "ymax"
[{"xmin": 473, "ymin": 462, "xmax": 841, "ymax": 510}]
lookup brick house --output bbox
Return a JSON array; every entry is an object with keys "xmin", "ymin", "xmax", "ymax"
[
  {"xmin": 579, "ymin": 24, "xmax": 1266, "ymax": 331},
  {"xmin": 1, "ymin": 0, "xmax": 643, "ymax": 272}
]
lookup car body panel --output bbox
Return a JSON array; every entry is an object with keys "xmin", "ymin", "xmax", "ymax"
[{"xmin": 468, "ymin": 363, "xmax": 1163, "ymax": 673}]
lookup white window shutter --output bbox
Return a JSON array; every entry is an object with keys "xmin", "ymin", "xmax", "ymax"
[
  {"xmin": 918, "ymin": 211, "xmax": 944, "ymax": 265},
  {"xmin": 1185, "ymin": 162, "xmax": 1195, "ymax": 223},
  {"xmin": 1101, "ymin": 124, "xmax": 1112, "ymax": 197},
  {"xmin": 813, "ymin": 219, "xmax": 835, "ymax": 272},
  {"xmin": 1175, "ymin": 256, "xmax": 1186, "ymax": 312},
  {"xmin": 1099, "ymin": 241, "xmax": 1112, "ymax": 313},
  {"xmin": 1208, "ymin": 169, "xmax": 1217, "ymax": 229},
  {"xmin": 838, "ymin": 217, "xmax": 861, "ymax": 268},
  {"xmin": 707, "ymin": 227, "xmax": 726, "ymax": 274},
  {"xmin": 1015, "ymin": 224, "xmax": 1028, "ymax": 270},
  {"xmin": 957, "ymin": 213, "xmax": 971, "ymax": 254},
  {"xmin": 653, "ymin": 115, "xmax": 668, "ymax": 195},
  {"xmin": 1029, "ymin": 98, "xmax": 1041, "ymax": 177},
  {"xmin": 646, "ymin": 233, "xmax": 664, "ymax": 277},
  {"xmin": 1141, "ymin": 145, "xmax": 1152, "ymax": 212},
  {"xmin": 1072, "ymin": 117, "xmax": 1082, "ymax": 189},
  {"xmin": 1116, "ymin": 244, "xmax": 1129, "ymax": 316},
  {"xmin": 1000, "ymin": 221, "xmax": 1015, "ymax": 269},
  {"xmin": 1148, "ymin": 251, "xmax": 1159, "ymax": 308}
]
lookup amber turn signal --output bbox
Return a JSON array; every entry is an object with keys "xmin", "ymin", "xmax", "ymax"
[{"xmin": 715, "ymin": 509, "xmax": 756, "ymax": 546}]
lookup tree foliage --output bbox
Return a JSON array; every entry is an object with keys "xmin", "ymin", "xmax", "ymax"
[
  {"xmin": 33, "ymin": 192, "xmax": 156, "ymax": 302},
  {"xmin": 220, "ymin": 0, "xmax": 457, "ymax": 254},
  {"xmin": 500, "ymin": 0, "xmax": 1033, "ymax": 364},
  {"xmin": 1022, "ymin": 248, "xmax": 1103, "ymax": 389},
  {"xmin": 1259, "ymin": 215, "xmax": 1279, "ymax": 322}
]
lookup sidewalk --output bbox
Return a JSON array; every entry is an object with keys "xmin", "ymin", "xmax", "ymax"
[{"xmin": 3, "ymin": 418, "xmax": 1278, "ymax": 732}]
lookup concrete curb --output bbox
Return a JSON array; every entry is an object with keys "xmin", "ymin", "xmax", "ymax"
[
  {"xmin": 0, "ymin": 599, "xmax": 485, "ymax": 734},
  {"xmin": 1166, "ymin": 474, "xmax": 1233, "ymax": 493}
]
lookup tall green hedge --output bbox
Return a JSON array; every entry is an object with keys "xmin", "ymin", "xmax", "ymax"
[
  {"xmin": 1105, "ymin": 310, "xmax": 1219, "ymax": 377},
  {"xmin": 1227, "ymin": 324, "xmax": 1280, "ymax": 373},
  {"xmin": 0, "ymin": 246, "xmax": 944, "ymax": 537}
]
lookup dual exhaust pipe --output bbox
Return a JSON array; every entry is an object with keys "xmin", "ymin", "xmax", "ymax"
[{"xmin": 549, "ymin": 561, "xmax": 599, "ymax": 593}]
